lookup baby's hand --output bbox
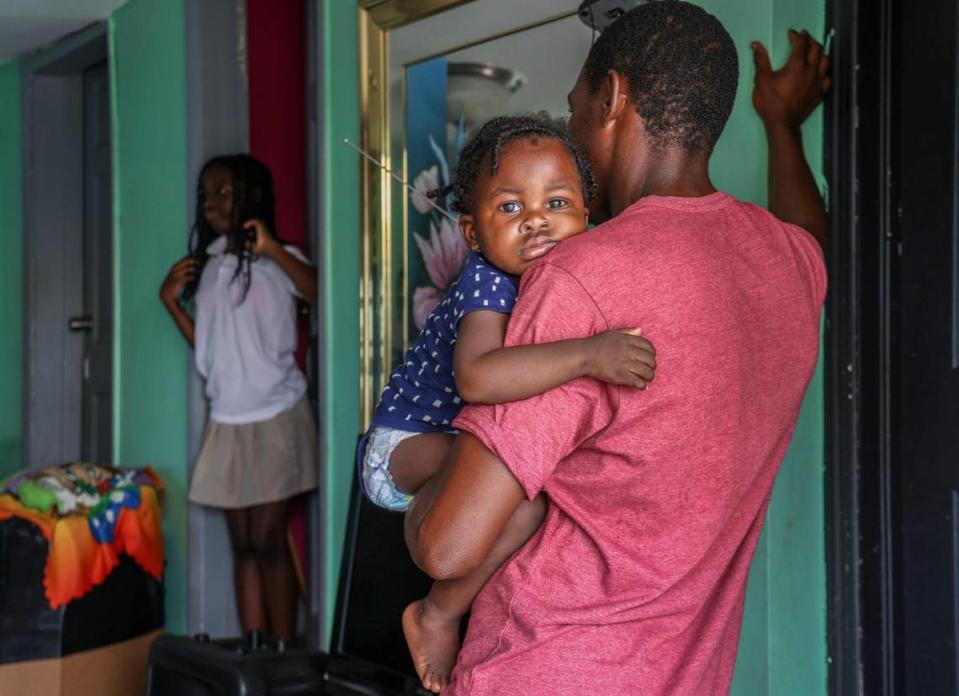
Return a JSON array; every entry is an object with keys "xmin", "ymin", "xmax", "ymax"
[{"xmin": 585, "ymin": 328, "xmax": 657, "ymax": 389}]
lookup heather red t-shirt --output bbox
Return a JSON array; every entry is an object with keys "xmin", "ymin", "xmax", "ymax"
[{"xmin": 450, "ymin": 193, "xmax": 826, "ymax": 696}]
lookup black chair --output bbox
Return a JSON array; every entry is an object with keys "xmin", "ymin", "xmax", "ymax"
[
  {"xmin": 328, "ymin": 468, "xmax": 434, "ymax": 680},
  {"xmin": 147, "ymin": 458, "xmax": 433, "ymax": 695}
]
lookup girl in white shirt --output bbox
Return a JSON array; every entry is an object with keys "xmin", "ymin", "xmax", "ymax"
[{"xmin": 160, "ymin": 154, "xmax": 317, "ymax": 643}]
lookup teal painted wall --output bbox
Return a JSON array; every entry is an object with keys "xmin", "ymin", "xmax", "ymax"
[
  {"xmin": 0, "ymin": 62, "xmax": 22, "ymax": 480},
  {"xmin": 110, "ymin": 0, "xmax": 191, "ymax": 633},
  {"xmin": 320, "ymin": 0, "xmax": 361, "ymax": 637},
  {"xmin": 721, "ymin": 0, "xmax": 827, "ymax": 693}
]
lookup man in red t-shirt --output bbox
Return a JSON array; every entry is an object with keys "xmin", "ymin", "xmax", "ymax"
[{"xmin": 405, "ymin": 3, "xmax": 831, "ymax": 694}]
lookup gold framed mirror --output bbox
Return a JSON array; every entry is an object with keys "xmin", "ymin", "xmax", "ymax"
[{"xmin": 357, "ymin": 0, "xmax": 594, "ymax": 422}]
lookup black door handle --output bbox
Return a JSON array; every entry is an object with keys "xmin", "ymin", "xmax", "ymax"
[{"xmin": 69, "ymin": 315, "xmax": 94, "ymax": 333}]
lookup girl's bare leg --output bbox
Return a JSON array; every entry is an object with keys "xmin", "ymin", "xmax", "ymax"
[
  {"xmin": 225, "ymin": 507, "xmax": 268, "ymax": 634},
  {"xmin": 403, "ymin": 494, "xmax": 547, "ymax": 693},
  {"xmin": 249, "ymin": 499, "xmax": 298, "ymax": 642}
]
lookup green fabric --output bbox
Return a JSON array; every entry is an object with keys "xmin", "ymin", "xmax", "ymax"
[{"xmin": 15, "ymin": 479, "xmax": 57, "ymax": 513}]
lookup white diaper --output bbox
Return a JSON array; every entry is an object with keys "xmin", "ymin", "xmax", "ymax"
[{"xmin": 360, "ymin": 426, "xmax": 420, "ymax": 512}]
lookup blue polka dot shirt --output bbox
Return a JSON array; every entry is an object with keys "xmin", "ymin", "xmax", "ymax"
[{"xmin": 371, "ymin": 251, "xmax": 518, "ymax": 433}]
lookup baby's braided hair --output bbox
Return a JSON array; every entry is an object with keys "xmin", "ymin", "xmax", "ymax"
[{"xmin": 429, "ymin": 113, "xmax": 596, "ymax": 215}]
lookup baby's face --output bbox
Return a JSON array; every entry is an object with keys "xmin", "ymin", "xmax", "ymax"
[{"xmin": 460, "ymin": 137, "xmax": 589, "ymax": 276}]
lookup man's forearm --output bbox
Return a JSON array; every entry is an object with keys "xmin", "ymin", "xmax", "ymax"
[
  {"xmin": 766, "ymin": 121, "xmax": 829, "ymax": 252},
  {"xmin": 405, "ymin": 432, "xmax": 526, "ymax": 581}
]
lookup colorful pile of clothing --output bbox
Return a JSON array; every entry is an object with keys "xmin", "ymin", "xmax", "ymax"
[{"xmin": 0, "ymin": 463, "xmax": 164, "ymax": 608}]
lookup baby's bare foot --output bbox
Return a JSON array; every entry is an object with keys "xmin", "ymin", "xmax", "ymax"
[{"xmin": 402, "ymin": 599, "xmax": 461, "ymax": 694}]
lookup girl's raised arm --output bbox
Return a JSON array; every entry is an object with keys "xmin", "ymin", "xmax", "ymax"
[{"xmin": 245, "ymin": 220, "xmax": 317, "ymax": 303}]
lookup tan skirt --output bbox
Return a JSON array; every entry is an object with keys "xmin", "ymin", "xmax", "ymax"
[{"xmin": 189, "ymin": 395, "xmax": 318, "ymax": 509}]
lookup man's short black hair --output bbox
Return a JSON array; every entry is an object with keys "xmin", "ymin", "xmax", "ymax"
[{"xmin": 584, "ymin": 1, "xmax": 739, "ymax": 153}]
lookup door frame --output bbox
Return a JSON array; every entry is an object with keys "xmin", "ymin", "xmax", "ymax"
[
  {"xmin": 824, "ymin": 0, "xmax": 897, "ymax": 693},
  {"xmin": 183, "ymin": 0, "xmax": 326, "ymax": 645},
  {"xmin": 183, "ymin": 0, "xmax": 249, "ymax": 640},
  {"xmin": 20, "ymin": 23, "xmax": 110, "ymax": 470}
]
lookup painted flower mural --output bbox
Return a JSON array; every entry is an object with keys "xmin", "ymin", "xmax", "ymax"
[
  {"xmin": 412, "ymin": 217, "xmax": 467, "ymax": 328},
  {"xmin": 411, "ymin": 165, "xmax": 440, "ymax": 215},
  {"xmin": 409, "ymin": 134, "xmax": 469, "ymax": 330}
]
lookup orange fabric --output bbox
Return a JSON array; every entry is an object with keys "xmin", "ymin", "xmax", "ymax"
[{"xmin": 0, "ymin": 482, "xmax": 164, "ymax": 609}]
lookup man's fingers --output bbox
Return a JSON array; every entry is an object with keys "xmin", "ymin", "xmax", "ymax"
[
  {"xmin": 751, "ymin": 41, "xmax": 772, "ymax": 75},
  {"xmin": 817, "ymin": 54, "xmax": 831, "ymax": 77},
  {"xmin": 787, "ymin": 28, "xmax": 808, "ymax": 66},
  {"xmin": 822, "ymin": 76, "xmax": 833, "ymax": 94},
  {"xmin": 806, "ymin": 34, "xmax": 823, "ymax": 64}
]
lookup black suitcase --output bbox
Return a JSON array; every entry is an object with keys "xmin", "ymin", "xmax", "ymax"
[
  {"xmin": 147, "ymin": 634, "xmax": 327, "ymax": 695},
  {"xmin": 147, "ymin": 474, "xmax": 434, "ymax": 695}
]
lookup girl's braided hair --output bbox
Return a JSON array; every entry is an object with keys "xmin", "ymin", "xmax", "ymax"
[
  {"xmin": 184, "ymin": 154, "xmax": 280, "ymax": 302},
  {"xmin": 430, "ymin": 113, "xmax": 596, "ymax": 215}
]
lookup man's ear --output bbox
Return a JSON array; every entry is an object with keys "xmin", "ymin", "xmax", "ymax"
[
  {"xmin": 602, "ymin": 69, "xmax": 630, "ymax": 126},
  {"xmin": 459, "ymin": 214, "xmax": 481, "ymax": 252}
]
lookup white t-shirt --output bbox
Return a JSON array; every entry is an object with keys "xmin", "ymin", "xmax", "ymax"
[{"xmin": 194, "ymin": 235, "xmax": 308, "ymax": 424}]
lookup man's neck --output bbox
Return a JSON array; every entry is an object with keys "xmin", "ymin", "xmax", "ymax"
[{"xmin": 609, "ymin": 148, "xmax": 716, "ymax": 217}]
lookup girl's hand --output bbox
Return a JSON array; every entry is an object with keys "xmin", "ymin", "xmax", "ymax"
[
  {"xmin": 585, "ymin": 328, "xmax": 657, "ymax": 389},
  {"xmin": 160, "ymin": 256, "xmax": 199, "ymax": 306},
  {"xmin": 242, "ymin": 219, "xmax": 280, "ymax": 258},
  {"xmin": 751, "ymin": 29, "xmax": 831, "ymax": 131}
]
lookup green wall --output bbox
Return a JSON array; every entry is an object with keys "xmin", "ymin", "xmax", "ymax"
[
  {"xmin": 110, "ymin": 0, "xmax": 191, "ymax": 633},
  {"xmin": 322, "ymin": 0, "xmax": 827, "ymax": 688},
  {"xmin": 320, "ymin": 0, "xmax": 361, "ymax": 636},
  {"xmin": 0, "ymin": 61, "xmax": 22, "ymax": 480},
  {"xmin": 707, "ymin": 0, "xmax": 827, "ymax": 693}
]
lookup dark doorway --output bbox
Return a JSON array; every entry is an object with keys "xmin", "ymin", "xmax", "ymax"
[
  {"xmin": 22, "ymin": 26, "xmax": 113, "ymax": 468},
  {"xmin": 827, "ymin": 0, "xmax": 959, "ymax": 693},
  {"xmin": 891, "ymin": 0, "xmax": 959, "ymax": 690}
]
